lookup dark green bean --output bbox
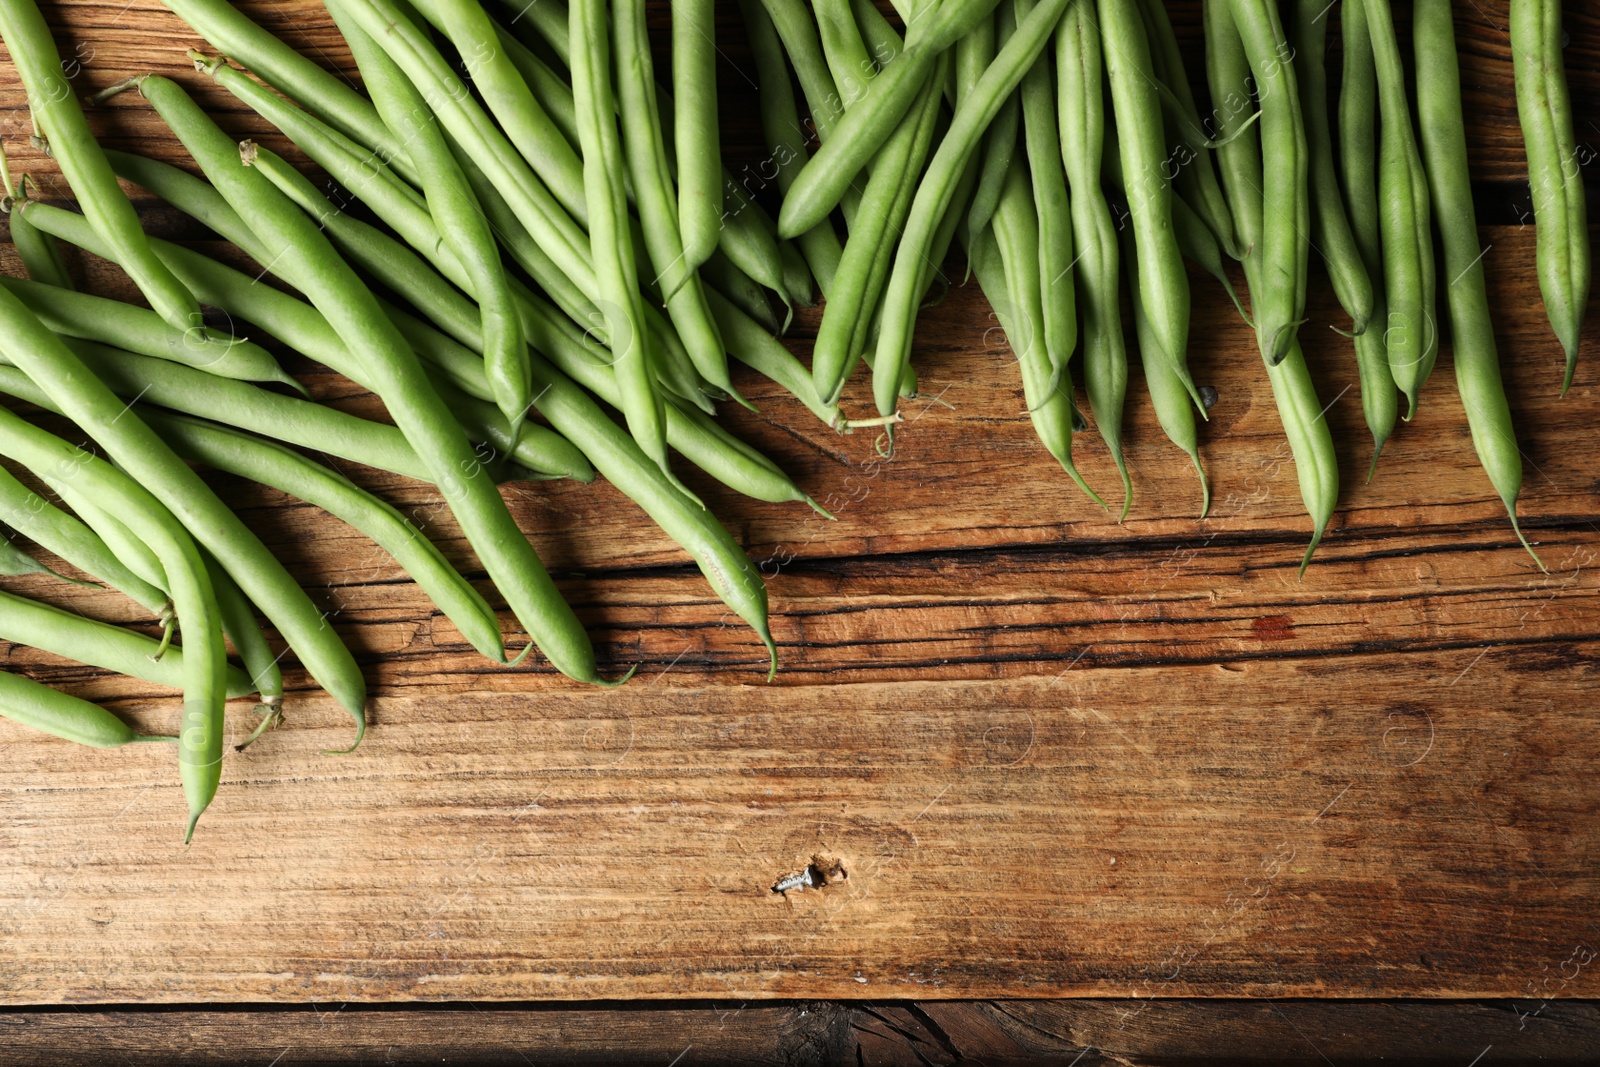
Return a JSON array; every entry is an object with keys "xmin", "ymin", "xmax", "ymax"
[
  {"xmin": 1511, "ymin": 0, "xmax": 1589, "ymax": 389},
  {"xmin": 1415, "ymin": 0, "xmax": 1540, "ymax": 566}
]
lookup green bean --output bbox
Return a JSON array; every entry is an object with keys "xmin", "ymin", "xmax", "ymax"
[
  {"xmin": 1205, "ymin": 0, "xmax": 1338, "ymax": 567},
  {"xmin": 323, "ymin": 0, "xmax": 532, "ymax": 438},
  {"xmin": 671, "ymin": 0, "xmax": 723, "ymax": 269},
  {"xmin": 614, "ymin": 0, "xmax": 735, "ymax": 395},
  {"xmin": 569, "ymin": 0, "xmax": 672, "ymax": 490},
  {"xmin": 485, "ymin": 0, "xmax": 570, "ymax": 65},
  {"xmin": 871, "ymin": 0, "xmax": 1073, "ymax": 420},
  {"xmin": 701, "ymin": 248, "xmax": 779, "ymax": 333},
  {"xmin": 759, "ymin": 0, "xmax": 848, "ymax": 139},
  {"xmin": 984, "ymin": 163, "xmax": 1103, "ymax": 508},
  {"xmin": 203, "ymin": 553, "xmax": 284, "ymax": 711},
  {"xmin": 139, "ymin": 76, "xmax": 600, "ymax": 685},
  {"xmin": 1016, "ymin": 0, "xmax": 1076, "ymax": 383},
  {"xmin": 816, "ymin": 0, "xmax": 874, "ymax": 93},
  {"xmin": 405, "ymin": 0, "xmax": 587, "ymax": 224},
  {"xmin": 1339, "ymin": 0, "xmax": 1398, "ymax": 472},
  {"xmin": 1124, "ymin": 228, "xmax": 1210, "ymax": 518},
  {"xmin": 1415, "ymin": 0, "xmax": 1540, "ymax": 566},
  {"xmin": 4, "ymin": 174, "xmax": 73, "ymax": 289},
  {"xmin": 811, "ymin": 63, "xmax": 943, "ymax": 406},
  {"xmin": 0, "ymin": 670, "xmax": 177, "ymax": 747},
  {"xmin": 336, "ymin": 0, "xmax": 596, "ymax": 307},
  {"xmin": 1171, "ymin": 192, "xmax": 1248, "ymax": 323},
  {"xmin": 1205, "ymin": 0, "xmax": 1262, "ymax": 252},
  {"xmin": 0, "ymin": 585, "xmax": 249, "ymax": 695},
  {"xmin": 39, "ymin": 476, "xmax": 168, "ymax": 598},
  {"xmin": 741, "ymin": 0, "xmax": 844, "ymax": 298},
  {"xmin": 157, "ymin": 0, "xmax": 413, "ymax": 180},
  {"xmin": 0, "ymin": 403, "xmax": 229, "ymax": 833},
  {"xmin": 0, "ymin": 0, "xmax": 199, "ymax": 333},
  {"xmin": 1290, "ymin": 0, "xmax": 1373, "ymax": 335},
  {"xmin": 1222, "ymin": 0, "xmax": 1307, "ymax": 365},
  {"xmin": 1364, "ymin": 0, "xmax": 1437, "ymax": 419},
  {"xmin": 963, "ymin": 22, "xmax": 1016, "ymax": 249},
  {"xmin": 707, "ymin": 288, "xmax": 840, "ymax": 426},
  {"xmin": 0, "ymin": 274, "xmax": 298, "ymax": 390},
  {"xmin": 0, "ymin": 463, "xmax": 169, "ymax": 616},
  {"xmin": 0, "ymin": 534, "xmax": 92, "ymax": 586},
  {"xmin": 779, "ymin": 0, "xmax": 1004, "ymax": 237},
  {"xmin": 1057, "ymin": 0, "xmax": 1131, "ymax": 519},
  {"xmin": 1131, "ymin": 0, "xmax": 1241, "ymax": 261},
  {"xmin": 778, "ymin": 239, "xmax": 816, "ymax": 309},
  {"xmin": 1511, "ymin": 0, "xmax": 1589, "ymax": 389},
  {"xmin": 1100, "ymin": 0, "xmax": 1202, "ymax": 407},
  {"xmin": 144, "ymin": 410, "xmax": 509, "ymax": 660}
]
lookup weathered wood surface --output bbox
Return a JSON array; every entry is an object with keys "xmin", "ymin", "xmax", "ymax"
[
  {"xmin": 0, "ymin": 0, "xmax": 1598, "ymax": 1006},
  {"xmin": 2, "ymin": 1000, "xmax": 1599, "ymax": 1065}
]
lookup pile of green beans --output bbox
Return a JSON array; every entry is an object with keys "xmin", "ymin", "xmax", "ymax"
[{"xmin": 0, "ymin": 0, "xmax": 1579, "ymax": 837}]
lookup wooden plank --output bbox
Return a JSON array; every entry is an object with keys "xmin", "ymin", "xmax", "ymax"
[
  {"xmin": 2, "ymin": 648, "xmax": 1598, "ymax": 1002},
  {"xmin": 2, "ymin": 1000, "xmax": 1598, "ymax": 1065}
]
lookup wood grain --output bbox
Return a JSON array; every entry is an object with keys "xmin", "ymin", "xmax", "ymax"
[{"xmin": 0, "ymin": 0, "xmax": 1597, "ymax": 1007}]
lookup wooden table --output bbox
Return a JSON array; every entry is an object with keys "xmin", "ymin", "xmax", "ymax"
[{"xmin": 0, "ymin": 0, "xmax": 1597, "ymax": 1061}]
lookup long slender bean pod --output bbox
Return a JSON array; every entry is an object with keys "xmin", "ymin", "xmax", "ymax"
[
  {"xmin": 322, "ymin": 0, "xmax": 531, "ymax": 437},
  {"xmin": 4, "ymin": 175, "xmax": 73, "ymax": 289},
  {"xmin": 1056, "ymin": 0, "xmax": 1130, "ymax": 518},
  {"xmin": 1415, "ymin": 0, "xmax": 1540, "ymax": 566},
  {"xmin": 139, "ymin": 75, "xmax": 600, "ymax": 684},
  {"xmin": 1290, "ymin": 0, "xmax": 1373, "ymax": 334},
  {"xmin": 0, "ymin": 403, "xmax": 229, "ymax": 834},
  {"xmin": 1511, "ymin": 0, "xmax": 1589, "ymax": 388},
  {"xmin": 965, "ymin": 19, "xmax": 1017, "ymax": 250},
  {"xmin": 1225, "ymin": 0, "xmax": 1307, "ymax": 365},
  {"xmin": 1100, "ymin": 0, "xmax": 1202, "ymax": 407},
  {"xmin": 1365, "ymin": 0, "xmax": 1437, "ymax": 418},
  {"xmin": 870, "ymin": 0, "xmax": 1072, "ymax": 419},
  {"xmin": 1016, "ymin": 0, "xmax": 1076, "ymax": 381},
  {"xmin": 672, "ymin": 0, "xmax": 723, "ymax": 269},
  {"xmin": 0, "ymin": 0, "xmax": 197, "ymax": 331},
  {"xmin": 615, "ymin": 0, "xmax": 735, "ymax": 395},
  {"xmin": 1339, "ymin": 0, "xmax": 1398, "ymax": 471},
  {"xmin": 0, "ymin": 670, "xmax": 176, "ymax": 747},
  {"xmin": 204, "ymin": 554, "xmax": 284, "ymax": 709}
]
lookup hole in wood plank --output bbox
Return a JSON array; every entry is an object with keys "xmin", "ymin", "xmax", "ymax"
[{"xmin": 771, "ymin": 854, "xmax": 848, "ymax": 895}]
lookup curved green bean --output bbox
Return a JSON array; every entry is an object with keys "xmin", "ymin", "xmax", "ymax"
[
  {"xmin": 1365, "ymin": 0, "xmax": 1437, "ymax": 418},
  {"xmin": 871, "ymin": 0, "xmax": 1074, "ymax": 420},
  {"xmin": 1415, "ymin": 0, "xmax": 1540, "ymax": 566},
  {"xmin": 1338, "ymin": 0, "xmax": 1398, "ymax": 473},
  {"xmin": 204, "ymin": 554, "xmax": 284, "ymax": 711},
  {"xmin": 0, "ymin": 0, "xmax": 197, "ymax": 331},
  {"xmin": 5, "ymin": 175, "xmax": 73, "ymax": 289},
  {"xmin": 1017, "ymin": 0, "xmax": 1076, "ymax": 382},
  {"xmin": 1511, "ymin": 0, "xmax": 1589, "ymax": 389},
  {"xmin": 1057, "ymin": 0, "xmax": 1131, "ymax": 519},
  {"xmin": 0, "ymin": 669, "xmax": 174, "ymax": 747}
]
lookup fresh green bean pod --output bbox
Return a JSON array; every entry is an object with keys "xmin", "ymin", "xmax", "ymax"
[
  {"xmin": 145, "ymin": 410, "xmax": 509, "ymax": 659},
  {"xmin": 1225, "ymin": 0, "xmax": 1308, "ymax": 365},
  {"xmin": 1016, "ymin": 0, "xmax": 1076, "ymax": 382},
  {"xmin": 570, "ymin": 0, "xmax": 673, "ymax": 489},
  {"xmin": 741, "ymin": 0, "xmax": 844, "ymax": 299},
  {"xmin": 485, "ymin": 0, "xmax": 571, "ymax": 65},
  {"xmin": 871, "ymin": 0, "xmax": 1074, "ymax": 420},
  {"xmin": 671, "ymin": 0, "xmax": 723, "ymax": 270},
  {"xmin": 323, "ymin": 0, "xmax": 531, "ymax": 438},
  {"xmin": 0, "ymin": 670, "xmax": 175, "ymax": 747},
  {"xmin": 1290, "ymin": 0, "xmax": 1374, "ymax": 335},
  {"xmin": 0, "ymin": 403, "xmax": 230, "ymax": 834},
  {"xmin": 139, "ymin": 75, "xmax": 600, "ymax": 686},
  {"xmin": 1339, "ymin": 0, "xmax": 1399, "ymax": 472},
  {"xmin": 1131, "ymin": 0, "xmax": 1241, "ymax": 260},
  {"xmin": 1415, "ymin": 0, "xmax": 1540, "ymax": 566},
  {"xmin": 615, "ymin": 0, "xmax": 735, "ymax": 395},
  {"xmin": 1056, "ymin": 0, "xmax": 1130, "ymax": 519},
  {"xmin": 0, "ymin": 274, "xmax": 297, "ymax": 389},
  {"xmin": 0, "ymin": 0, "xmax": 197, "ymax": 331},
  {"xmin": 0, "ymin": 463, "xmax": 169, "ymax": 616},
  {"xmin": 982, "ymin": 163, "xmax": 1103, "ymax": 508},
  {"xmin": 0, "ymin": 535, "xmax": 91, "ymax": 586},
  {"xmin": 1100, "ymin": 0, "xmax": 1202, "ymax": 408},
  {"xmin": 1205, "ymin": 0, "xmax": 1263, "ymax": 252},
  {"xmin": 1511, "ymin": 0, "xmax": 1589, "ymax": 389},
  {"xmin": 405, "ymin": 0, "xmax": 587, "ymax": 223},
  {"xmin": 1364, "ymin": 0, "xmax": 1437, "ymax": 418},
  {"xmin": 964, "ymin": 20, "xmax": 1016, "ymax": 251},
  {"xmin": 778, "ymin": 0, "xmax": 1004, "ymax": 237},
  {"xmin": 5, "ymin": 176, "xmax": 73, "ymax": 289}
]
